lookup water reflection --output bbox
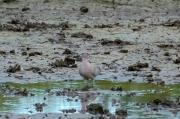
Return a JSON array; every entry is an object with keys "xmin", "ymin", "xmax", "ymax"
[{"xmin": 0, "ymin": 80, "xmax": 180, "ymax": 119}]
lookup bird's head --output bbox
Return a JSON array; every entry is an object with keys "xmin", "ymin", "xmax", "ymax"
[{"xmin": 81, "ymin": 53, "xmax": 89, "ymax": 61}]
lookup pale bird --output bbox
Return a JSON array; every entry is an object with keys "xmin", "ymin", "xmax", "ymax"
[{"xmin": 79, "ymin": 53, "xmax": 100, "ymax": 83}]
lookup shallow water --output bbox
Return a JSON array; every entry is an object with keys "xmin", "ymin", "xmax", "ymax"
[{"xmin": 0, "ymin": 80, "xmax": 180, "ymax": 119}]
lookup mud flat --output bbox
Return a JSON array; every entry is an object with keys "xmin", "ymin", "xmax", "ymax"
[{"xmin": 0, "ymin": 0, "xmax": 180, "ymax": 118}]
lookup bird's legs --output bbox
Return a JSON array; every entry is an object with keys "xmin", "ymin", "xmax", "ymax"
[{"xmin": 84, "ymin": 79, "xmax": 88, "ymax": 84}]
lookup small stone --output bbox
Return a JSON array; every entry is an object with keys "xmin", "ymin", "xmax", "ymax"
[
  {"xmin": 29, "ymin": 52, "xmax": 42, "ymax": 56},
  {"xmin": 80, "ymin": 6, "xmax": 88, "ymax": 13},
  {"xmin": 153, "ymin": 99, "xmax": 162, "ymax": 105},
  {"xmin": 84, "ymin": 24, "xmax": 91, "ymax": 28},
  {"xmin": 111, "ymin": 87, "xmax": 115, "ymax": 91},
  {"xmin": 10, "ymin": 50, "xmax": 15, "ymax": 54},
  {"xmin": 3, "ymin": 0, "xmax": 16, "ymax": 3},
  {"xmin": 120, "ymin": 50, "xmax": 128, "ymax": 53},
  {"xmin": 44, "ymin": 0, "xmax": 49, "ymax": 3},
  {"xmin": 137, "ymin": 62, "xmax": 148, "ymax": 68},
  {"xmin": 164, "ymin": 52, "xmax": 170, "ymax": 56},
  {"xmin": 14, "ymin": 88, "xmax": 28, "ymax": 96},
  {"xmin": 157, "ymin": 81, "xmax": 165, "ymax": 86},
  {"xmin": 0, "ymin": 50, "xmax": 6, "ymax": 55},
  {"xmin": 21, "ymin": 52, "xmax": 27, "ymax": 56},
  {"xmin": 101, "ymin": 39, "xmax": 113, "ymax": 45},
  {"xmin": 173, "ymin": 58, "xmax": 180, "ymax": 64},
  {"xmin": 62, "ymin": 48, "xmax": 72, "ymax": 54},
  {"xmin": 151, "ymin": 67, "xmax": 161, "ymax": 71},
  {"xmin": 22, "ymin": 7, "xmax": 30, "ymax": 11},
  {"xmin": 128, "ymin": 65, "xmax": 140, "ymax": 71},
  {"xmin": 104, "ymin": 52, "xmax": 110, "ymax": 54},
  {"xmin": 116, "ymin": 86, "xmax": 123, "ymax": 91},
  {"xmin": 115, "ymin": 109, "xmax": 127, "ymax": 116},
  {"xmin": 81, "ymin": 85, "xmax": 91, "ymax": 91},
  {"xmin": 147, "ymin": 77, "xmax": 154, "ymax": 83},
  {"xmin": 54, "ymin": 59, "xmax": 64, "ymax": 67},
  {"xmin": 64, "ymin": 57, "xmax": 76, "ymax": 67},
  {"xmin": 7, "ymin": 64, "xmax": 21, "ymax": 73},
  {"xmin": 86, "ymin": 103, "xmax": 104, "ymax": 114},
  {"xmin": 114, "ymin": 39, "xmax": 122, "ymax": 44},
  {"xmin": 71, "ymin": 32, "xmax": 93, "ymax": 39}
]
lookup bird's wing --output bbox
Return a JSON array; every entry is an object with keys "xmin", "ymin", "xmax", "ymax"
[{"xmin": 91, "ymin": 64, "xmax": 100, "ymax": 77}]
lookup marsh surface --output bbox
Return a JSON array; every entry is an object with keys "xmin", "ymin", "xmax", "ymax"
[{"xmin": 0, "ymin": 0, "xmax": 180, "ymax": 118}]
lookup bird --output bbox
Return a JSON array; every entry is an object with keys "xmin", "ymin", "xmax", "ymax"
[{"xmin": 79, "ymin": 53, "xmax": 100, "ymax": 84}]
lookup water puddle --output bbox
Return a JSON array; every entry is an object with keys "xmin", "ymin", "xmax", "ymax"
[{"xmin": 0, "ymin": 80, "xmax": 180, "ymax": 118}]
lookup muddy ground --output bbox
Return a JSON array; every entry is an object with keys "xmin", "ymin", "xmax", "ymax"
[{"xmin": 0, "ymin": 0, "xmax": 180, "ymax": 118}]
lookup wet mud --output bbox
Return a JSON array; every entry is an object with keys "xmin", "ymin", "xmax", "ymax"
[{"xmin": 0, "ymin": 0, "xmax": 180, "ymax": 118}]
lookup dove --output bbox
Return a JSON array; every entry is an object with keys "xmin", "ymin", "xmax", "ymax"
[{"xmin": 79, "ymin": 53, "xmax": 100, "ymax": 83}]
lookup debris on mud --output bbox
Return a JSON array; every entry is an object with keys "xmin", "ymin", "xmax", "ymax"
[
  {"xmin": 3, "ymin": 0, "xmax": 16, "ymax": 3},
  {"xmin": 81, "ymin": 85, "xmax": 92, "ymax": 91},
  {"xmin": 114, "ymin": 39, "xmax": 124, "ymax": 45},
  {"xmin": 25, "ymin": 67, "xmax": 41, "ymax": 73},
  {"xmin": 120, "ymin": 50, "xmax": 128, "ymax": 53},
  {"xmin": 53, "ymin": 59, "xmax": 65, "ymax": 67},
  {"xmin": 62, "ymin": 108, "xmax": 76, "ymax": 113},
  {"xmin": 153, "ymin": 99, "xmax": 162, "ymax": 105},
  {"xmin": 104, "ymin": 51, "xmax": 110, "ymax": 54},
  {"xmin": 0, "ymin": 84, "xmax": 29, "ymax": 97},
  {"xmin": 164, "ymin": 52, "xmax": 170, "ymax": 56},
  {"xmin": 23, "ymin": 22, "xmax": 47, "ymax": 31},
  {"xmin": 48, "ymin": 38, "xmax": 56, "ymax": 43},
  {"xmin": 173, "ymin": 57, "xmax": 180, "ymax": 64},
  {"xmin": 157, "ymin": 44, "xmax": 173, "ymax": 48},
  {"xmin": 14, "ymin": 88, "xmax": 28, "ymax": 97},
  {"xmin": 71, "ymin": 32, "xmax": 93, "ymax": 39},
  {"xmin": 21, "ymin": 51, "xmax": 27, "ymax": 56},
  {"xmin": 137, "ymin": 63, "xmax": 149, "ymax": 68},
  {"xmin": 128, "ymin": 62, "xmax": 148, "ymax": 71},
  {"xmin": 111, "ymin": 86, "xmax": 123, "ymax": 91},
  {"xmin": 84, "ymin": 24, "xmax": 91, "ymax": 28},
  {"xmin": 128, "ymin": 65, "xmax": 140, "ymax": 71},
  {"xmin": 162, "ymin": 20, "xmax": 180, "ymax": 27},
  {"xmin": 56, "ymin": 31, "xmax": 66, "ymax": 40},
  {"xmin": 22, "ymin": 7, "xmax": 30, "ymax": 11},
  {"xmin": 101, "ymin": 39, "xmax": 113, "ymax": 45},
  {"xmin": 151, "ymin": 98, "xmax": 180, "ymax": 108},
  {"xmin": 147, "ymin": 77, "xmax": 154, "ymax": 83},
  {"xmin": 62, "ymin": 48, "xmax": 73, "ymax": 54},
  {"xmin": 126, "ymin": 92, "xmax": 136, "ymax": 97},
  {"xmin": 157, "ymin": 80, "xmax": 165, "ymax": 86},
  {"xmin": 115, "ymin": 109, "xmax": 127, "ymax": 117},
  {"xmin": 80, "ymin": 6, "xmax": 88, "ymax": 13},
  {"xmin": 131, "ymin": 26, "xmax": 142, "ymax": 32},
  {"xmin": 101, "ymin": 38, "xmax": 130, "ymax": 46},
  {"xmin": 29, "ymin": 51, "xmax": 42, "ymax": 56},
  {"xmin": 3, "ymin": 21, "xmax": 71, "ymax": 32},
  {"xmin": 34, "ymin": 103, "xmax": 47, "ymax": 112},
  {"xmin": 59, "ymin": 21, "xmax": 70, "ymax": 30},
  {"xmin": 151, "ymin": 66, "xmax": 161, "ymax": 71},
  {"xmin": 10, "ymin": 50, "xmax": 15, "ymax": 54},
  {"xmin": 86, "ymin": 103, "xmax": 104, "ymax": 114},
  {"xmin": 64, "ymin": 57, "xmax": 77, "ymax": 67},
  {"xmin": 52, "ymin": 57, "xmax": 77, "ymax": 68},
  {"xmin": 8, "ymin": 19, "xmax": 20, "ymax": 25},
  {"xmin": 54, "ymin": 88, "xmax": 78, "ymax": 98},
  {"xmin": 94, "ymin": 24, "xmax": 113, "ymax": 28},
  {"xmin": 7, "ymin": 64, "xmax": 21, "ymax": 73},
  {"xmin": 24, "ymin": 22, "xmax": 62, "ymax": 30},
  {"xmin": 0, "ymin": 50, "xmax": 6, "ymax": 55}
]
